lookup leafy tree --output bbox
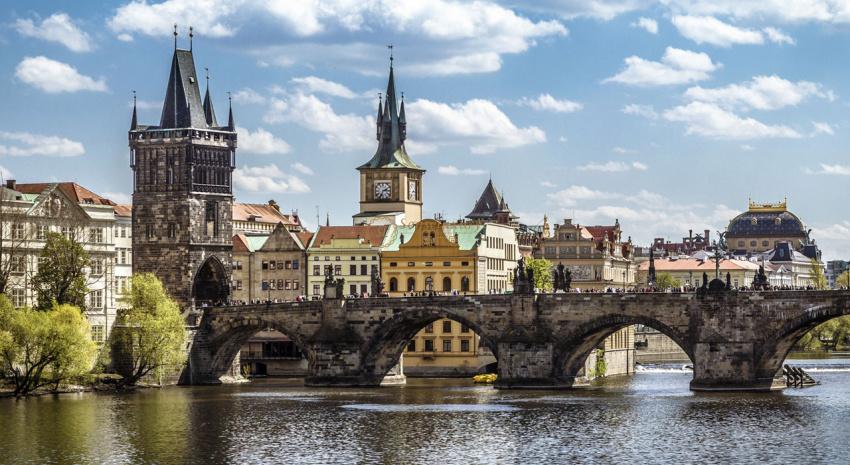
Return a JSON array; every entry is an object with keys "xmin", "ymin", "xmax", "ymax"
[
  {"xmin": 811, "ymin": 259, "xmax": 827, "ymax": 290},
  {"xmin": 835, "ymin": 270, "xmax": 850, "ymax": 289},
  {"xmin": 524, "ymin": 257, "xmax": 553, "ymax": 291},
  {"xmin": 0, "ymin": 296, "xmax": 96, "ymax": 397},
  {"xmin": 111, "ymin": 274, "xmax": 186, "ymax": 385},
  {"xmin": 655, "ymin": 273, "xmax": 682, "ymax": 291},
  {"xmin": 32, "ymin": 232, "xmax": 90, "ymax": 311}
]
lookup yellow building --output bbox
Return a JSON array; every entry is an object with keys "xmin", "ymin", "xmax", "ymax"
[{"xmin": 306, "ymin": 225, "xmax": 388, "ymax": 298}]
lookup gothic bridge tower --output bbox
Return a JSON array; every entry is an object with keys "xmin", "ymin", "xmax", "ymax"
[
  {"xmin": 129, "ymin": 32, "xmax": 236, "ymax": 312},
  {"xmin": 354, "ymin": 53, "xmax": 424, "ymax": 226}
]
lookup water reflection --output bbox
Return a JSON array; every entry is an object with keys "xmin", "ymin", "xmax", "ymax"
[{"xmin": 1, "ymin": 364, "xmax": 849, "ymax": 464}]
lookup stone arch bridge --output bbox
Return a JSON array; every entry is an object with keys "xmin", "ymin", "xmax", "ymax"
[{"xmin": 187, "ymin": 291, "xmax": 850, "ymax": 391}]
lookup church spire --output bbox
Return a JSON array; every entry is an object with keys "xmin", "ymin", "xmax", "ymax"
[
  {"xmin": 130, "ymin": 90, "xmax": 138, "ymax": 130},
  {"xmin": 202, "ymin": 67, "xmax": 218, "ymax": 127},
  {"xmin": 159, "ymin": 40, "xmax": 207, "ymax": 129},
  {"xmin": 227, "ymin": 91, "xmax": 234, "ymax": 131}
]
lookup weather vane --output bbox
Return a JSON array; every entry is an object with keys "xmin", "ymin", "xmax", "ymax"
[{"xmin": 387, "ymin": 44, "xmax": 393, "ymax": 64}]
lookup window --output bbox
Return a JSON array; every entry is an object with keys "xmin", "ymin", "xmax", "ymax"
[
  {"xmin": 361, "ymin": 265, "xmax": 368, "ymax": 276},
  {"xmin": 10, "ymin": 288, "xmax": 25, "ymax": 308},
  {"xmin": 425, "ymin": 262, "xmax": 433, "ymax": 267},
  {"xmin": 461, "ymin": 276, "xmax": 470, "ymax": 292},
  {"xmin": 544, "ymin": 246, "xmax": 556, "ymax": 256},
  {"xmin": 205, "ymin": 201, "xmax": 218, "ymax": 236},
  {"xmin": 750, "ymin": 240, "xmax": 757, "ymax": 247},
  {"xmin": 461, "ymin": 261, "xmax": 469, "ymax": 267},
  {"xmin": 145, "ymin": 224, "xmax": 153, "ymax": 240},
  {"xmin": 91, "ymin": 259, "xmax": 104, "ymax": 275},
  {"xmin": 313, "ymin": 265, "xmax": 320, "ymax": 276},
  {"xmin": 262, "ymin": 261, "xmax": 269, "ymax": 270},
  {"xmin": 443, "ymin": 261, "xmax": 451, "ymax": 267},
  {"xmin": 120, "ymin": 227, "xmax": 126, "ymax": 238},
  {"xmin": 350, "ymin": 265, "xmax": 357, "ymax": 275},
  {"xmin": 269, "ymin": 261, "xmax": 277, "ymax": 270},
  {"xmin": 351, "ymin": 256, "xmax": 356, "ymax": 261},
  {"xmin": 167, "ymin": 223, "xmax": 176, "ymax": 238},
  {"xmin": 91, "ymin": 325, "xmax": 105, "ymax": 343},
  {"xmin": 350, "ymin": 284, "xmax": 357, "ymax": 295},
  {"xmin": 738, "ymin": 240, "xmax": 745, "ymax": 247},
  {"xmin": 408, "ymin": 262, "xmax": 415, "ymax": 267},
  {"xmin": 442, "ymin": 321, "xmax": 452, "ymax": 333},
  {"xmin": 334, "ymin": 265, "xmax": 342, "ymax": 276},
  {"xmin": 10, "ymin": 256, "xmax": 25, "ymax": 274},
  {"xmin": 313, "ymin": 284, "xmax": 320, "ymax": 296},
  {"xmin": 460, "ymin": 340, "xmax": 470, "ymax": 352},
  {"xmin": 390, "ymin": 262, "xmax": 398, "ymax": 267},
  {"xmin": 36, "ymin": 225, "xmax": 48, "ymax": 240},
  {"xmin": 262, "ymin": 280, "xmax": 269, "ymax": 290},
  {"xmin": 407, "ymin": 340, "xmax": 416, "ymax": 352},
  {"xmin": 371, "ymin": 265, "xmax": 378, "ymax": 276},
  {"xmin": 442, "ymin": 340, "xmax": 452, "ymax": 352},
  {"xmin": 268, "ymin": 280, "xmax": 276, "ymax": 290},
  {"xmin": 424, "ymin": 339, "xmax": 434, "ymax": 351},
  {"xmin": 89, "ymin": 227, "xmax": 104, "ymax": 243},
  {"xmin": 292, "ymin": 260, "xmax": 299, "ymax": 270},
  {"xmin": 62, "ymin": 226, "xmax": 74, "ymax": 240},
  {"xmin": 335, "ymin": 256, "xmax": 340, "ymax": 261},
  {"xmin": 425, "ymin": 323, "xmax": 434, "ymax": 333},
  {"xmin": 407, "ymin": 277, "xmax": 416, "ymax": 291},
  {"xmin": 278, "ymin": 279, "xmax": 285, "ymax": 290},
  {"xmin": 236, "ymin": 280, "xmax": 243, "ymax": 290},
  {"xmin": 360, "ymin": 284, "xmax": 367, "ymax": 295},
  {"xmin": 285, "ymin": 260, "xmax": 292, "ymax": 269},
  {"xmin": 762, "ymin": 240, "xmax": 769, "ymax": 247},
  {"xmin": 11, "ymin": 223, "xmax": 25, "ymax": 240},
  {"xmin": 461, "ymin": 325, "xmax": 470, "ymax": 333},
  {"xmin": 232, "ymin": 260, "xmax": 242, "ymax": 270},
  {"xmin": 293, "ymin": 281, "xmax": 299, "ymax": 290},
  {"xmin": 91, "ymin": 290, "xmax": 103, "ymax": 308}
]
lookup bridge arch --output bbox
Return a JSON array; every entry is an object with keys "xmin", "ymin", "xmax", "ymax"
[
  {"xmin": 360, "ymin": 305, "xmax": 499, "ymax": 383},
  {"xmin": 554, "ymin": 313, "xmax": 694, "ymax": 381},
  {"xmin": 757, "ymin": 301, "xmax": 850, "ymax": 379},
  {"xmin": 203, "ymin": 315, "xmax": 315, "ymax": 382}
]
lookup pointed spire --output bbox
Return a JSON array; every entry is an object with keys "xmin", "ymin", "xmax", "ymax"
[
  {"xmin": 189, "ymin": 26, "xmax": 194, "ymax": 51},
  {"xmin": 325, "ymin": 212, "xmax": 330, "ymax": 227},
  {"xmin": 376, "ymin": 92, "xmax": 383, "ymax": 140},
  {"xmin": 227, "ymin": 91, "xmax": 234, "ymax": 131},
  {"xmin": 159, "ymin": 42, "xmax": 207, "ymax": 128},
  {"xmin": 173, "ymin": 24, "xmax": 178, "ymax": 50},
  {"xmin": 130, "ymin": 90, "xmax": 138, "ymax": 130},
  {"xmin": 202, "ymin": 67, "xmax": 218, "ymax": 126}
]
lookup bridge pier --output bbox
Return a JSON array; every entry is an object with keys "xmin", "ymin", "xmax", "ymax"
[
  {"xmin": 493, "ymin": 341, "xmax": 571, "ymax": 389},
  {"xmin": 689, "ymin": 342, "xmax": 785, "ymax": 391}
]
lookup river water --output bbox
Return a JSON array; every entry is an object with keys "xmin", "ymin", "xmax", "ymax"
[{"xmin": 2, "ymin": 359, "xmax": 849, "ymax": 465}]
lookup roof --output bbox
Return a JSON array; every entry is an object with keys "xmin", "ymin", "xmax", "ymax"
[
  {"xmin": 382, "ymin": 223, "xmax": 484, "ymax": 252},
  {"xmin": 233, "ymin": 202, "xmax": 300, "ymax": 226},
  {"xmin": 637, "ymin": 257, "xmax": 760, "ymax": 272},
  {"xmin": 310, "ymin": 225, "xmax": 389, "ymax": 249},
  {"xmin": 233, "ymin": 234, "xmax": 269, "ymax": 253},
  {"xmin": 114, "ymin": 204, "xmax": 132, "ymax": 217},
  {"xmin": 15, "ymin": 183, "xmax": 117, "ymax": 206},
  {"xmin": 296, "ymin": 231, "xmax": 314, "ymax": 248},
  {"xmin": 467, "ymin": 179, "xmax": 513, "ymax": 220},
  {"xmin": 726, "ymin": 209, "xmax": 806, "ymax": 238},
  {"xmin": 159, "ymin": 49, "xmax": 210, "ymax": 129},
  {"xmin": 357, "ymin": 65, "xmax": 422, "ymax": 171}
]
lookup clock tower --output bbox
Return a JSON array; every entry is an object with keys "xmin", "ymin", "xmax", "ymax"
[{"xmin": 354, "ymin": 56, "xmax": 424, "ymax": 226}]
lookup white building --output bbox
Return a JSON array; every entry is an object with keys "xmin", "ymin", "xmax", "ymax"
[{"xmin": 1, "ymin": 181, "xmax": 124, "ymax": 343}]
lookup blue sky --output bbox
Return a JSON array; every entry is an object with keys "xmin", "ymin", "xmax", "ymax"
[{"xmin": 1, "ymin": 0, "xmax": 849, "ymax": 260}]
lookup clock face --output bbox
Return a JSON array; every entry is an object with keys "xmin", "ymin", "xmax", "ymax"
[
  {"xmin": 408, "ymin": 181, "xmax": 417, "ymax": 200},
  {"xmin": 374, "ymin": 182, "xmax": 391, "ymax": 200}
]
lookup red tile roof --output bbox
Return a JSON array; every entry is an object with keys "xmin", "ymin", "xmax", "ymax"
[
  {"xmin": 637, "ymin": 258, "xmax": 759, "ymax": 272},
  {"xmin": 310, "ymin": 225, "xmax": 388, "ymax": 248},
  {"xmin": 232, "ymin": 234, "xmax": 250, "ymax": 253},
  {"xmin": 15, "ymin": 182, "xmax": 117, "ymax": 206},
  {"xmin": 113, "ymin": 204, "xmax": 132, "ymax": 217},
  {"xmin": 296, "ymin": 231, "xmax": 314, "ymax": 248},
  {"xmin": 233, "ymin": 202, "xmax": 300, "ymax": 226}
]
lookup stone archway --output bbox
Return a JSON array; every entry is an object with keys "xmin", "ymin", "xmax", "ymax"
[
  {"xmin": 554, "ymin": 314, "xmax": 694, "ymax": 383},
  {"xmin": 193, "ymin": 256, "xmax": 229, "ymax": 306}
]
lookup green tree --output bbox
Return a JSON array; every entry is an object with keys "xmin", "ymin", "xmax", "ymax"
[
  {"xmin": 655, "ymin": 273, "xmax": 682, "ymax": 291},
  {"xmin": 111, "ymin": 273, "xmax": 186, "ymax": 385},
  {"xmin": 0, "ymin": 296, "xmax": 96, "ymax": 397},
  {"xmin": 32, "ymin": 232, "xmax": 90, "ymax": 311},
  {"xmin": 811, "ymin": 259, "xmax": 827, "ymax": 290},
  {"xmin": 835, "ymin": 270, "xmax": 850, "ymax": 289},
  {"xmin": 524, "ymin": 257, "xmax": 553, "ymax": 292}
]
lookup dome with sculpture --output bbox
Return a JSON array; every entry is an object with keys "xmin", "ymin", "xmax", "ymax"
[{"xmin": 725, "ymin": 198, "xmax": 808, "ymax": 253}]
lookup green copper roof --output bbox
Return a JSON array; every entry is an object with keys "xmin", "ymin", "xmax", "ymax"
[
  {"xmin": 244, "ymin": 235, "xmax": 269, "ymax": 252},
  {"xmin": 382, "ymin": 224, "xmax": 484, "ymax": 252}
]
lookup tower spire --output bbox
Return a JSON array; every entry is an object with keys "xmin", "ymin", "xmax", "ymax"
[
  {"xmin": 227, "ymin": 91, "xmax": 234, "ymax": 130},
  {"xmin": 130, "ymin": 90, "xmax": 138, "ymax": 130},
  {"xmin": 173, "ymin": 24, "xmax": 178, "ymax": 50},
  {"xmin": 376, "ymin": 92, "xmax": 383, "ymax": 140},
  {"xmin": 202, "ymin": 67, "xmax": 218, "ymax": 127},
  {"xmin": 189, "ymin": 26, "xmax": 193, "ymax": 51}
]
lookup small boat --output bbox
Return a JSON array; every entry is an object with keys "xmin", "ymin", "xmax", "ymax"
[{"xmin": 472, "ymin": 374, "xmax": 497, "ymax": 384}]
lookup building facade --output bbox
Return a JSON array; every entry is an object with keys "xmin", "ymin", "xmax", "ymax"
[
  {"xmin": 354, "ymin": 61, "xmax": 424, "ymax": 226},
  {"xmin": 231, "ymin": 223, "xmax": 310, "ymax": 303},
  {"xmin": 726, "ymin": 199, "xmax": 809, "ymax": 254},
  {"xmin": 233, "ymin": 200, "xmax": 303, "ymax": 234},
  {"xmin": 130, "ymin": 43, "xmax": 236, "ymax": 311},
  {"xmin": 636, "ymin": 256, "xmax": 761, "ymax": 289},
  {"xmin": 827, "ymin": 260, "xmax": 850, "ymax": 289},
  {"xmin": 306, "ymin": 225, "xmax": 388, "ymax": 298},
  {"xmin": 1, "ymin": 181, "xmax": 123, "ymax": 343}
]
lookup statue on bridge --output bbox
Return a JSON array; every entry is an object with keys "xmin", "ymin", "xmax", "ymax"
[
  {"xmin": 323, "ymin": 266, "xmax": 345, "ymax": 299},
  {"xmin": 752, "ymin": 265, "xmax": 770, "ymax": 291},
  {"xmin": 554, "ymin": 263, "xmax": 571, "ymax": 293},
  {"xmin": 513, "ymin": 258, "xmax": 533, "ymax": 294},
  {"xmin": 371, "ymin": 268, "xmax": 384, "ymax": 297}
]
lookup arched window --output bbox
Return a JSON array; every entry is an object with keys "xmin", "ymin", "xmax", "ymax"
[
  {"xmin": 389, "ymin": 277, "xmax": 398, "ymax": 292},
  {"xmin": 407, "ymin": 277, "xmax": 416, "ymax": 292},
  {"xmin": 442, "ymin": 276, "xmax": 452, "ymax": 292},
  {"xmin": 461, "ymin": 276, "xmax": 470, "ymax": 292}
]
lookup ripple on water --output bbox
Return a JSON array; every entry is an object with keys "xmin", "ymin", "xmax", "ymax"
[{"xmin": 341, "ymin": 403, "xmax": 520, "ymax": 412}]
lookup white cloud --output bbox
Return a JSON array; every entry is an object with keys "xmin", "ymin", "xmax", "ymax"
[
  {"xmin": 232, "ymin": 88, "xmax": 265, "ymax": 105},
  {"xmin": 108, "ymin": 0, "xmax": 238, "ymax": 38},
  {"xmin": 632, "ymin": 17, "xmax": 658, "ymax": 33},
  {"xmin": 604, "ymin": 47, "xmax": 719, "ymax": 86},
  {"xmin": 518, "ymin": 94, "xmax": 583, "ymax": 113},
  {"xmin": 102, "ymin": 191, "xmax": 131, "ymax": 204},
  {"xmin": 763, "ymin": 27, "xmax": 795, "ymax": 45},
  {"xmin": 577, "ymin": 161, "xmax": 648, "ymax": 172},
  {"xmin": 116, "ymin": 33, "xmax": 134, "ymax": 42},
  {"xmin": 613, "ymin": 146, "xmax": 637, "ymax": 154},
  {"xmin": 662, "ymin": 101, "xmax": 801, "ymax": 139},
  {"xmin": 134, "ymin": 99, "xmax": 161, "ymax": 110},
  {"xmin": 662, "ymin": 1, "xmax": 850, "ymax": 24},
  {"xmin": 15, "ymin": 56, "xmax": 107, "ymax": 93},
  {"xmin": 622, "ymin": 104, "xmax": 659, "ymax": 119},
  {"xmin": 15, "ymin": 13, "xmax": 93, "ymax": 52},
  {"xmin": 0, "ymin": 131, "xmax": 85, "ymax": 157},
  {"xmin": 808, "ymin": 163, "xmax": 850, "ymax": 175},
  {"xmin": 740, "ymin": 144, "xmax": 755, "ymax": 151},
  {"xmin": 546, "ymin": 185, "xmax": 618, "ymax": 206},
  {"xmin": 233, "ymin": 164, "xmax": 310, "ymax": 194},
  {"xmin": 236, "ymin": 127, "xmax": 291, "ymax": 155},
  {"xmin": 408, "ymin": 98, "xmax": 546, "ymax": 154},
  {"xmin": 671, "ymin": 15, "xmax": 763, "ymax": 47},
  {"xmin": 405, "ymin": 53, "xmax": 504, "ymax": 76},
  {"xmin": 683, "ymin": 75, "xmax": 830, "ymax": 111},
  {"xmin": 532, "ymin": 0, "xmax": 653, "ymax": 20},
  {"xmin": 810, "ymin": 220, "xmax": 850, "ymax": 261},
  {"xmin": 438, "ymin": 165, "xmax": 488, "ymax": 176},
  {"xmin": 264, "ymin": 93, "xmax": 374, "ymax": 153},
  {"xmin": 540, "ymin": 180, "xmax": 556, "ymax": 188},
  {"xmin": 291, "ymin": 76, "xmax": 358, "ymax": 99},
  {"xmin": 291, "ymin": 162, "xmax": 314, "ymax": 176},
  {"xmin": 811, "ymin": 121, "xmax": 835, "ymax": 136},
  {"xmin": 559, "ymin": 136, "xmax": 568, "ymax": 143}
]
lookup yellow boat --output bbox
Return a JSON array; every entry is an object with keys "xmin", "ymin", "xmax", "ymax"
[{"xmin": 472, "ymin": 374, "xmax": 497, "ymax": 384}]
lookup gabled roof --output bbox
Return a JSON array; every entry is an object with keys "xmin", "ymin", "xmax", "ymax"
[
  {"xmin": 202, "ymin": 80, "xmax": 218, "ymax": 127},
  {"xmin": 382, "ymin": 222, "xmax": 485, "ymax": 252},
  {"xmin": 232, "ymin": 233, "xmax": 269, "ymax": 253},
  {"xmin": 159, "ymin": 49, "xmax": 209, "ymax": 129},
  {"xmin": 114, "ymin": 204, "xmax": 132, "ymax": 217},
  {"xmin": 15, "ymin": 183, "xmax": 117, "ymax": 206},
  {"xmin": 296, "ymin": 231, "xmax": 314, "ymax": 248},
  {"xmin": 467, "ymin": 179, "xmax": 505, "ymax": 220},
  {"xmin": 358, "ymin": 64, "xmax": 421, "ymax": 171},
  {"xmin": 309, "ymin": 225, "xmax": 389, "ymax": 249},
  {"xmin": 232, "ymin": 202, "xmax": 301, "ymax": 227}
]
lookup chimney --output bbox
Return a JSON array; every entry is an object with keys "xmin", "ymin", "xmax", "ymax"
[
  {"xmin": 268, "ymin": 199, "xmax": 280, "ymax": 211},
  {"xmin": 689, "ymin": 229, "xmax": 693, "ymax": 240},
  {"xmin": 704, "ymin": 229, "xmax": 710, "ymax": 244},
  {"xmin": 5, "ymin": 179, "xmax": 15, "ymax": 190}
]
